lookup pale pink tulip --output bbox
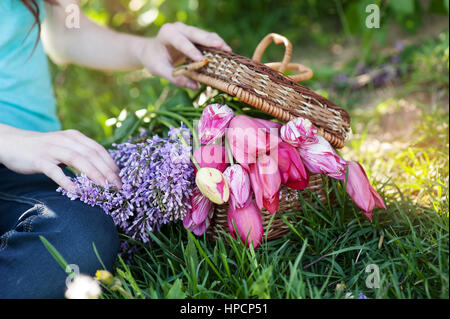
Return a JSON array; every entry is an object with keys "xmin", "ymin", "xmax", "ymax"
[
  {"xmin": 195, "ymin": 167, "xmax": 230, "ymax": 204},
  {"xmin": 277, "ymin": 142, "xmax": 309, "ymax": 190},
  {"xmin": 198, "ymin": 104, "xmax": 234, "ymax": 144},
  {"xmin": 193, "ymin": 144, "xmax": 228, "ymax": 173},
  {"xmin": 248, "ymin": 154, "xmax": 281, "ymax": 214},
  {"xmin": 281, "ymin": 117, "xmax": 318, "ymax": 147},
  {"xmin": 183, "ymin": 187, "xmax": 212, "ymax": 236},
  {"xmin": 227, "ymin": 115, "xmax": 280, "ymax": 168},
  {"xmin": 345, "ymin": 162, "xmax": 386, "ymax": 222},
  {"xmin": 223, "ymin": 164, "xmax": 251, "ymax": 209},
  {"xmin": 227, "ymin": 200, "xmax": 263, "ymax": 248},
  {"xmin": 298, "ymin": 136, "xmax": 347, "ymax": 180}
]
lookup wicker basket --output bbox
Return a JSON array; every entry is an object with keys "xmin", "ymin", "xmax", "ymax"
[{"xmin": 173, "ymin": 33, "xmax": 351, "ymax": 241}]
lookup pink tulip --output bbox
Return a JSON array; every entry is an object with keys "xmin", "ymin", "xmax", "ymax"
[
  {"xmin": 277, "ymin": 142, "xmax": 309, "ymax": 190},
  {"xmin": 223, "ymin": 164, "xmax": 251, "ymax": 209},
  {"xmin": 193, "ymin": 144, "xmax": 228, "ymax": 173},
  {"xmin": 252, "ymin": 118, "xmax": 282, "ymax": 130},
  {"xmin": 298, "ymin": 136, "xmax": 347, "ymax": 180},
  {"xmin": 183, "ymin": 187, "xmax": 212, "ymax": 236},
  {"xmin": 281, "ymin": 117, "xmax": 318, "ymax": 147},
  {"xmin": 198, "ymin": 104, "xmax": 234, "ymax": 144},
  {"xmin": 227, "ymin": 200, "xmax": 263, "ymax": 248},
  {"xmin": 195, "ymin": 167, "xmax": 230, "ymax": 204},
  {"xmin": 248, "ymin": 154, "xmax": 281, "ymax": 214},
  {"xmin": 227, "ymin": 115, "xmax": 280, "ymax": 168},
  {"xmin": 345, "ymin": 161, "xmax": 386, "ymax": 222}
]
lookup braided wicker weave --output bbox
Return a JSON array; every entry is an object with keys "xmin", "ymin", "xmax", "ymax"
[{"xmin": 173, "ymin": 33, "xmax": 351, "ymax": 241}]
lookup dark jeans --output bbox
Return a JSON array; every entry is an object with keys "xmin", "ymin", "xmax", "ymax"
[{"xmin": 0, "ymin": 165, "xmax": 119, "ymax": 298}]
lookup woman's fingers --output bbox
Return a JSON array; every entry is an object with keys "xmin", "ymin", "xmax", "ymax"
[
  {"xmin": 64, "ymin": 130, "xmax": 121, "ymax": 175},
  {"xmin": 178, "ymin": 24, "xmax": 231, "ymax": 52},
  {"xmin": 41, "ymin": 161, "xmax": 76, "ymax": 192},
  {"xmin": 157, "ymin": 60, "xmax": 199, "ymax": 90},
  {"xmin": 166, "ymin": 33, "xmax": 204, "ymax": 62},
  {"xmin": 50, "ymin": 144, "xmax": 110, "ymax": 188},
  {"xmin": 54, "ymin": 130, "xmax": 122, "ymax": 188}
]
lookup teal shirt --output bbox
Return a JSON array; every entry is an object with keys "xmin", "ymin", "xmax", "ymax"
[{"xmin": 0, "ymin": 0, "xmax": 61, "ymax": 132}]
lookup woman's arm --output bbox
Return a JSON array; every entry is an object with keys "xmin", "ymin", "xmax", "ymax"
[
  {"xmin": 42, "ymin": 0, "xmax": 231, "ymax": 89},
  {"xmin": 0, "ymin": 124, "xmax": 122, "ymax": 191}
]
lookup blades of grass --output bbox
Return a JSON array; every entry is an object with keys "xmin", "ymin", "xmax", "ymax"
[
  {"xmin": 117, "ymin": 255, "xmax": 144, "ymax": 299},
  {"xmin": 280, "ymin": 214, "xmax": 306, "ymax": 243},
  {"xmin": 39, "ymin": 236, "xmax": 69, "ymax": 272},
  {"xmin": 187, "ymin": 231, "xmax": 226, "ymax": 284},
  {"xmin": 92, "ymin": 242, "xmax": 107, "ymax": 270}
]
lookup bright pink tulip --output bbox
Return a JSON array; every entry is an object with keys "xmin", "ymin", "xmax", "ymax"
[
  {"xmin": 281, "ymin": 117, "xmax": 318, "ymax": 147},
  {"xmin": 198, "ymin": 103, "xmax": 234, "ymax": 144},
  {"xmin": 277, "ymin": 142, "xmax": 309, "ymax": 190},
  {"xmin": 183, "ymin": 187, "xmax": 212, "ymax": 236},
  {"xmin": 195, "ymin": 167, "xmax": 230, "ymax": 204},
  {"xmin": 223, "ymin": 164, "xmax": 251, "ymax": 209},
  {"xmin": 227, "ymin": 115, "xmax": 280, "ymax": 168},
  {"xmin": 345, "ymin": 162, "xmax": 386, "ymax": 222},
  {"xmin": 193, "ymin": 144, "xmax": 228, "ymax": 173},
  {"xmin": 227, "ymin": 200, "xmax": 263, "ymax": 248},
  {"xmin": 298, "ymin": 136, "xmax": 347, "ymax": 180},
  {"xmin": 252, "ymin": 118, "xmax": 282, "ymax": 130},
  {"xmin": 248, "ymin": 154, "xmax": 281, "ymax": 214}
]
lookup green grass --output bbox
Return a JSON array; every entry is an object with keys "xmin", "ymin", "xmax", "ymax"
[{"xmin": 101, "ymin": 182, "xmax": 448, "ymax": 299}]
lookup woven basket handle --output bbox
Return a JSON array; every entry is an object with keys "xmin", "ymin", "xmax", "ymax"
[
  {"xmin": 252, "ymin": 33, "xmax": 292, "ymax": 73},
  {"xmin": 252, "ymin": 33, "xmax": 313, "ymax": 82}
]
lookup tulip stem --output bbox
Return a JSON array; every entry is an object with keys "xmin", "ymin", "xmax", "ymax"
[
  {"xmin": 178, "ymin": 133, "xmax": 201, "ymax": 171},
  {"xmin": 225, "ymin": 137, "xmax": 234, "ymax": 165}
]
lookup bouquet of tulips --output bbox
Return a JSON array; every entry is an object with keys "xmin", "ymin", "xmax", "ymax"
[{"xmin": 185, "ymin": 104, "xmax": 386, "ymax": 248}]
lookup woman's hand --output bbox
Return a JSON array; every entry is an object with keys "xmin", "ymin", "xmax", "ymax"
[
  {"xmin": 136, "ymin": 22, "xmax": 231, "ymax": 90},
  {"xmin": 0, "ymin": 124, "xmax": 122, "ymax": 192}
]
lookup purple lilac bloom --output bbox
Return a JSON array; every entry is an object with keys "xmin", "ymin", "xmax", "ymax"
[
  {"xmin": 358, "ymin": 292, "xmax": 368, "ymax": 299},
  {"xmin": 58, "ymin": 126, "xmax": 195, "ymax": 246}
]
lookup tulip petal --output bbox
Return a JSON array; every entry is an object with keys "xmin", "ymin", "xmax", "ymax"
[
  {"xmin": 193, "ymin": 145, "xmax": 228, "ymax": 173},
  {"xmin": 345, "ymin": 161, "xmax": 387, "ymax": 221},
  {"xmin": 227, "ymin": 201, "xmax": 263, "ymax": 248},
  {"xmin": 198, "ymin": 104, "xmax": 234, "ymax": 144},
  {"xmin": 223, "ymin": 164, "xmax": 251, "ymax": 209},
  {"xmin": 278, "ymin": 142, "xmax": 309, "ymax": 190},
  {"xmin": 248, "ymin": 163, "xmax": 264, "ymax": 209},
  {"xmin": 257, "ymin": 154, "xmax": 281, "ymax": 214},
  {"xmin": 298, "ymin": 136, "xmax": 347, "ymax": 180},
  {"xmin": 191, "ymin": 193, "xmax": 212, "ymax": 225},
  {"xmin": 263, "ymin": 191, "xmax": 280, "ymax": 214},
  {"xmin": 196, "ymin": 167, "xmax": 230, "ymax": 204},
  {"xmin": 281, "ymin": 117, "xmax": 318, "ymax": 147},
  {"xmin": 227, "ymin": 115, "xmax": 280, "ymax": 167}
]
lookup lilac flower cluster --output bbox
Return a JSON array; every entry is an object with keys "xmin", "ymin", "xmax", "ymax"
[{"xmin": 58, "ymin": 127, "xmax": 194, "ymax": 244}]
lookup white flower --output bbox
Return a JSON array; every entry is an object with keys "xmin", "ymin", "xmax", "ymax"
[{"xmin": 65, "ymin": 275, "xmax": 102, "ymax": 299}]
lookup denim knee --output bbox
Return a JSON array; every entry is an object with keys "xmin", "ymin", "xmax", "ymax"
[{"xmin": 41, "ymin": 197, "xmax": 120, "ymax": 275}]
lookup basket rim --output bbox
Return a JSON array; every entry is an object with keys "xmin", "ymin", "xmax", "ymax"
[{"xmin": 182, "ymin": 45, "xmax": 351, "ymax": 148}]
